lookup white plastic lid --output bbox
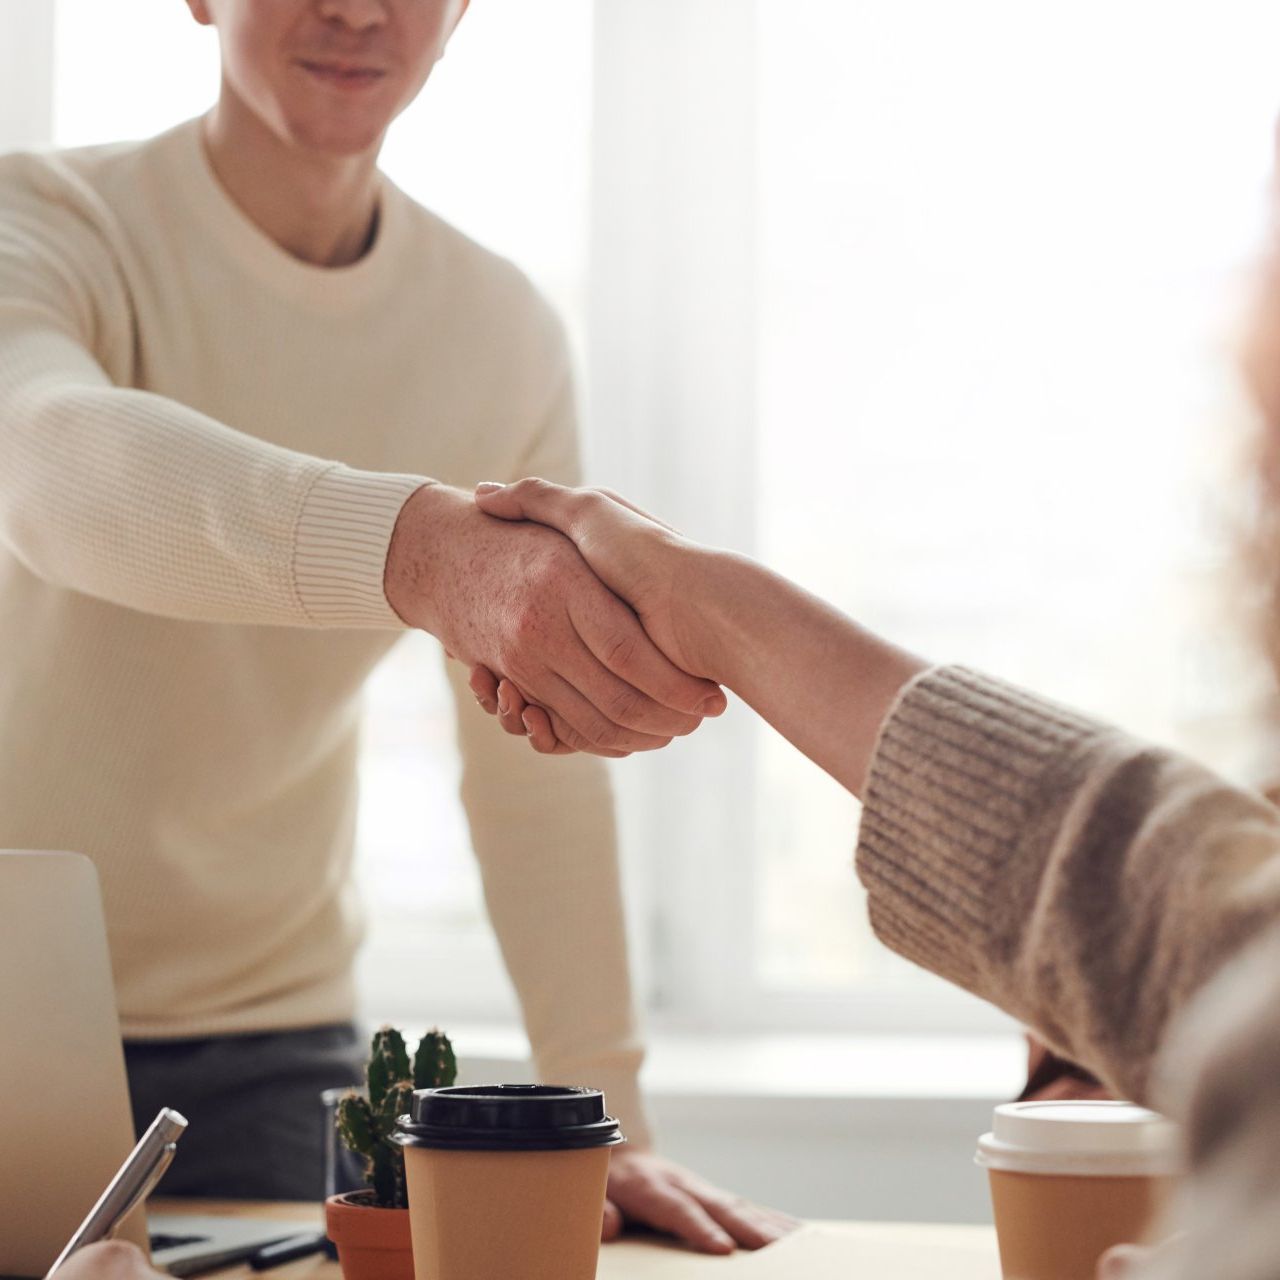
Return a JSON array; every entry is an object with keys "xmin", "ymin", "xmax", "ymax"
[{"xmin": 975, "ymin": 1101, "xmax": 1182, "ymax": 1177}]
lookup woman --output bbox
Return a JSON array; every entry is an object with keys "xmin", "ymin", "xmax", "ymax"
[{"xmin": 465, "ymin": 474, "xmax": 1280, "ymax": 1280}]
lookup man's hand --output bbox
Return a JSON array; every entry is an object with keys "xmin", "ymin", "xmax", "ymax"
[
  {"xmin": 604, "ymin": 1148, "xmax": 799, "ymax": 1254},
  {"xmin": 53, "ymin": 1241, "xmax": 164, "ymax": 1280},
  {"xmin": 385, "ymin": 483, "xmax": 724, "ymax": 755}
]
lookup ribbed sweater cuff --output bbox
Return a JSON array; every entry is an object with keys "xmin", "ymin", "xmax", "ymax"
[
  {"xmin": 536, "ymin": 1057, "xmax": 650, "ymax": 1151},
  {"xmin": 292, "ymin": 465, "xmax": 427, "ymax": 628},
  {"xmin": 587, "ymin": 1067, "xmax": 650, "ymax": 1151},
  {"xmin": 856, "ymin": 665, "xmax": 1106, "ymax": 996}
]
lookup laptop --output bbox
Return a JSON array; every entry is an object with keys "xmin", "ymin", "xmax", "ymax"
[{"xmin": 0, "ymin": 851, "xmax": 303, "ymax": 1278}]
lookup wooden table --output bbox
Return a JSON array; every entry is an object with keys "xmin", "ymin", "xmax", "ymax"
[{"xmin": 154, "ymin": 1200, "xmax": 1000, "ymax": 1278}]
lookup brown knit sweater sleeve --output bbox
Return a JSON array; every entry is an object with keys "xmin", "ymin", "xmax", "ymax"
[{"xmin": 856, "ymin": 665, "xmax": 1280, "ymax": 1104}]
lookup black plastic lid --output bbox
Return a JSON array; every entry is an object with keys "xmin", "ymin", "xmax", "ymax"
[{"xmin": 391, "ymin": 1084, "xmax": 626, "ymax": 1152}]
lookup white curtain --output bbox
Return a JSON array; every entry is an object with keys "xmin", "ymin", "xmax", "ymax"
[{"xmin": 0, "ymin": 0, "xmax": 53, "ymax": 150}]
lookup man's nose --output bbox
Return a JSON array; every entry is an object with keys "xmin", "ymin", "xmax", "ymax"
[{"xmin": 316, "ymin": 0, "xmax": 388, "ymax": 32}]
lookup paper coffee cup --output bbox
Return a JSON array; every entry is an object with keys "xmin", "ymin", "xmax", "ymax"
[
  {"xmin": 393, "ymin": 1084, "xmax": 625, "ymax": 1280},
  {"xmin": 976, "ymin": 1101, "xmax": 1181, "ymax": 1280}
]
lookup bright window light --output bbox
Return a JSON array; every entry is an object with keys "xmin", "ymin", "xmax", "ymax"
[
  {"xmin": 47, "ymin": 0, "xmax": 1280, "ymax": 1034},
  {"xmin": 753, "ymin": 0, "xmax": 1280, "ymax": 991}
]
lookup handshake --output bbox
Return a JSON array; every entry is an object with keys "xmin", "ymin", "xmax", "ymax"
[
  {"xmin": 387, "ymin": 477, "xmax": 920, "ymax": 793},
  {"xmin": 385, "ymin": 477, "xmax": 740, "ymax": 759}
]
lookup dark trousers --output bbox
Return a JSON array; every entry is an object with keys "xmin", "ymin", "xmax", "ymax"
[{"xmin": 125, "ymin": 1023, "xmax": 365, "ymax": 1200}]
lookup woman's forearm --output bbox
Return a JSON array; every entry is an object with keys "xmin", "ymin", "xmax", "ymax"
[{"xmin": 693, "ymin": 549, "xmax": 928, "ymax": 796}]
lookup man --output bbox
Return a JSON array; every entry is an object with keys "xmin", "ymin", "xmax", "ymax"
[{"xmin": 0, "ymin": 0, "xmax": 789, "ymax": 1252}]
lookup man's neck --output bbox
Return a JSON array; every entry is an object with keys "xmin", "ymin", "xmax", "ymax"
[{"xmin": 202, "ymin": 91, "xmax": 382, "ymax": 268}]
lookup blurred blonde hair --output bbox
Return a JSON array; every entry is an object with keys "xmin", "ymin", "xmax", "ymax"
[{"xmin": 1240, "ymin": 155, "xmax": 1280, "ymax": 687}]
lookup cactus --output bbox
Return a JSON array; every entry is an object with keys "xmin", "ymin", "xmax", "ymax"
[{"xmin": 335, "ymin": 1025, "xmax": 457, "ymax": 1209}]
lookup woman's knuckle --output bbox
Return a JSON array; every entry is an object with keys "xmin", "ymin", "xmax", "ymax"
[
  {"xmin": 603, "ymin": 685, "xmax": 643, "ymax": 725},
  {"xmin": 600, "ymin": 631, "xmax": 638, "ymax": 671},
  {"xmin": 546, "ymin": 718, "xmax": 582, "ymax": 750},
  {"xmin": 593, "ymin": 721, "xmax": 628, "ymax": 752},
  {"xmin": 498, "ymin": 649, "xmax": 527, "ymax": 682}
]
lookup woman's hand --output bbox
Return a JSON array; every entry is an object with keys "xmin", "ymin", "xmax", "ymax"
[
  {"xmin": 473, "ymin": 480, "xmax": 722, "ymax": 679},
  {"xmin": 1098, "ymin": 1244, "xmax": 1153, "ymax": 1278},
  {"xmin": 53, "ymin": 1241, "xmax": 164, "ymax": 1280},
  {"xmin": 470, "ymin": 479, "xmax": 728, "ymax": 752},
  {"xmin": 469, "ymin": 668, "xmax": 570, "ymax": 753},
  {"xmin": 1096, "ymin": 1237, "xmax": 1185, "ymax": 1279}
]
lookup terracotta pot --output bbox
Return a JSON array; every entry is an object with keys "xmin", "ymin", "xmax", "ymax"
[{"xmin": 324, "ymin": 1191, "xmax": 414, "ymax": 1280}]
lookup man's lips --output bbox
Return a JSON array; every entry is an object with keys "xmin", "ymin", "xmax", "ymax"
[{"xmin": 296, "ymin": 59, "xmax": 388, "ymax": 89}]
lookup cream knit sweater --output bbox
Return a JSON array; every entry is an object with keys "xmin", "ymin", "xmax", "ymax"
[
  {"xmin": 859, "ymin": 667, "xmax": 1280, "ymax": 1279},
  {"xmin": 0, "ymin": 119, "xmax": 647, "ymax": 1142}
]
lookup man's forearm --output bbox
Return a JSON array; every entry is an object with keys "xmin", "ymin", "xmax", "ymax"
[
  {"xmin": 695, "ymin": 549, "xmax": 927, "ymax": 795},
  {"xmin": 0, "ymin": 323, "xmax": 425, "ymax": 628}
]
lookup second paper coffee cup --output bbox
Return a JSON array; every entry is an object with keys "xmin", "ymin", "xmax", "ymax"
[
  {"xmin": 393, "ymin": 1083, "xmax": 624, "ymax": 1280},
  {"xmin": 976, "ymin": 1100, "xmax": 1180, "ymax": 1280}
]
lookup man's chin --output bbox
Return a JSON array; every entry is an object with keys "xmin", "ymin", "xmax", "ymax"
[{"xmin": 285, "ymin": 115, "xmax": 389, "ymax": 160}]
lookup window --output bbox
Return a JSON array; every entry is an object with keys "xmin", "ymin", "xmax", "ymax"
[
  {"xmin": 748, "ymin": 1, "xmax": 1280, "ymax": 1006},
  {"xmin": 586, "ymin": 1, "xmax": 1280, "ymax": 1033},
  {"xmin": 41, "ymin": 1, "xmax": 1280, "ymax": 1043}
]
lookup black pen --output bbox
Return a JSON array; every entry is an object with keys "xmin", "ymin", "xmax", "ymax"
[{"xmin": 248, "ymin": 1231, "xmax": 329, "ymax": 1270}]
